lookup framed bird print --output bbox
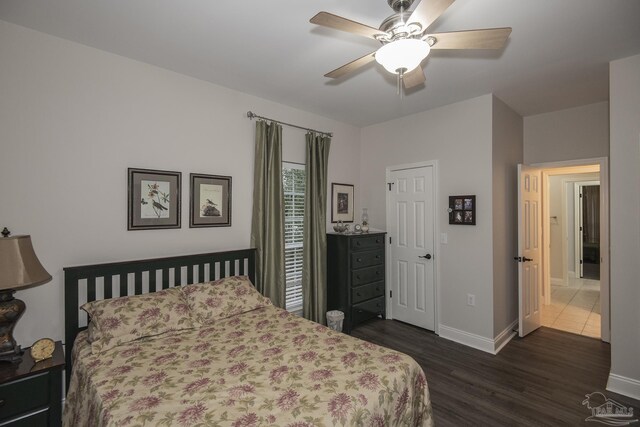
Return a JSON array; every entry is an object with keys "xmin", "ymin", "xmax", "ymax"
[
  {"xmin": 128, "ymin": 168, "xmax": 181, "ymax": 230},
  {"xmin": 189, "ymin": 173, "xmax": 232, "ymax": 228}
]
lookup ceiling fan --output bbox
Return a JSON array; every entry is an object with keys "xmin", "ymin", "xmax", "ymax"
[{"xmin": 310, "ymin": 0, "xmax": 512, "ymax": 90}]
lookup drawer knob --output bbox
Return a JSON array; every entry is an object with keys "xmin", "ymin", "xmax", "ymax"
[
  {"xmin": 376, "ymin": 255, "xmax": 380, "ymax": 259},
  {"xmin": 356, "ymin": 242, "xmax": 361, "ymax": 246},
  {"xmin": 356, "ymin": 292, "xmax": 361, "ymax": 297},
  {"xmin": 356, "ymin": 275, "xmax": 361, "ymax": 280},
  {"xmin": 376, "ymin": 303, "xmax": 381, "ymax": 308},
  {"xmin": 357, "ymin": 258, "xmax": 362, "ymax": 262},
  {"xmin": 376, "ymin": 271, "xmax": 380, "ymax": 275},
  {"xmin": 376, "ymin": 239, "xmax": 380, "ymax": 243}
]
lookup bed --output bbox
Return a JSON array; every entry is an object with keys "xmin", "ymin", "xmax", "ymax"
[{"xmin": 63, "ymin": 249, "xmax": 433, "ymax": 426}]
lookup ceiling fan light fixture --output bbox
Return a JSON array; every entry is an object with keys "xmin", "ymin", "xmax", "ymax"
[{"xmin": 375, "ymin": 38, "xmax": 431, "ymax": 74}]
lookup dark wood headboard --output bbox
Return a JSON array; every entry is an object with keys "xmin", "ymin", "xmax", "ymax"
[{"xmin": 63, "ymin": 248, "xmax": 256, "ymax": 388}]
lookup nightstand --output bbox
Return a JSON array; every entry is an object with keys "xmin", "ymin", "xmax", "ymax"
[{"xmin": 0, "ymin": 341, "xmax": 64, "ymax": 427}]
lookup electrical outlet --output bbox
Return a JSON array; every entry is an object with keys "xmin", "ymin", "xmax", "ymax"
[{"xmin": 467, "ymin": 294, "xmax": 475, "ymax": 307}]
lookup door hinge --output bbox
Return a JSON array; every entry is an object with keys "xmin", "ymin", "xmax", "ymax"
[
  {"xmin": 580, "ymin": 194, "xmax": 583, "ymax": 198},
  {"xmin": 387, "ymin": 182, "xmax": 394, "ymax": 191},
  {"xmin": 389, "ymin": 236, "xmax": 392, "ymax": 244},
  {"xmin": 390, "ymin": 290, "xmax": 393, "ymax": 298},
  {"xmin": 580, "ymin": 260, "xmax": 583, "ymax": 264}
]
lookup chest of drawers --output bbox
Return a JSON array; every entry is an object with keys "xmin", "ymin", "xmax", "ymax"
[{"xmin": 327, "ymin": 232, "xmax": 386, "ymax": 333}]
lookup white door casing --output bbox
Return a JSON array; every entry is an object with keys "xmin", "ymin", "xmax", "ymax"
[
  {"xmin": 518, "ymin": 164, "xmax": 543, "ymax": 337},
  {"xmin": 387, "ymin": 164, "xmax": 436, "ymax": 331}
]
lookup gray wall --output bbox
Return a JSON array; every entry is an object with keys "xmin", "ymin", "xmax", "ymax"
[
  {"xmin": 0, "ymin": 21, "xmax": 361, "ymax": 347},
  {"xmin": 609, "ymin": 53, "xmax": 640, "ymax": 398},
  {"xmin": 491, "ymin": 96, "xmax": 523, "ymax": 336},
  {"xmin": 524, "ymin": 102, "xmax": 609, "ymax": 164}
]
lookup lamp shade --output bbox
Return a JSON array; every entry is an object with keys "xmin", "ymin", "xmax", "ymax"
[
  {"xmin": 375, "ymin": 39, "xmax": 431, "ymax": 74},
  {"xmin": 0, "ymin": 235, "xmax": 51, "ymax": 291}
]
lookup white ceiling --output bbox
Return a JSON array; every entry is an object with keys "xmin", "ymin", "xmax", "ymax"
[{"xmin": 1, "ymin": 0, "xmax": 639, "ymax": 126}]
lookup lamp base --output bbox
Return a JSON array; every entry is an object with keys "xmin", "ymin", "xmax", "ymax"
[{"xmin": 0, "ymin": 290, "xmax": 26, "ymax": 364}]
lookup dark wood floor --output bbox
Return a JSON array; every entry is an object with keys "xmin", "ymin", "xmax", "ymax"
[{"xmin": 352, "ymin": 320, "xmax": 640, "ymax": 426}]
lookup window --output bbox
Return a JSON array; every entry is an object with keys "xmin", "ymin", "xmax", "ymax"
[{"xmin": 283, "ymin": 162, "xmax": 305, "ymax": 312}]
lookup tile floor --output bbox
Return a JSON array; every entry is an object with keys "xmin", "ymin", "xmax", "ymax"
[{"xmin": 541, "ymin": 277, "xmax": 601, "ymax": 338}]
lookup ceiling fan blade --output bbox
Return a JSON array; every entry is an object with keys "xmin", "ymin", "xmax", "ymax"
[
  {"xmin": 427, "ymin": 28, "xmax": 512, "ymax": 49},
  {"xmin": 325, "ymin": 51, "xmax": 377, "ymax": 79},
  {"xmin": 408, "ymin": 0, "xmax": 455, "ymax": 32},
  {"xmin": 403, "ymin": 66, "xmax": 426, "ymax": 89},
  {"xmin": 310, "ymin": 12, "xmax": 386, "ymax": 40}
]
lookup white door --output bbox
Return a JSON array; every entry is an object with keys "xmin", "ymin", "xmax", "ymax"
[
  {"xmin": 388, "ymin": 165, "xmax": 435, "ymax": 330},
  {"xmin": 518, "ymin": 164, "xmax": 543, "ymax": 337}
]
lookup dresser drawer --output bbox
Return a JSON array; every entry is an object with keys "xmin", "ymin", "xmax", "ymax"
[
  {"xmin": 352, "ymin": 265, "xmax": 384, "ymax": 287},
  {"xmin": 350, "ymin": 235, "xmax": 384, "ymax": 251},
  {"xmin": 352, "ymin": 281, "xmax": 385, "ymax": 304},
  {"xmin": 351, "ymin": 249, "xmax": 384, "ymax": 269},
  {"xmin": 0, "ymin": 373, "xmax": 49, "ymax": 422},
  {"xmin": 352, "ymin": 296, "xmax": 385, "ymax": 325}
]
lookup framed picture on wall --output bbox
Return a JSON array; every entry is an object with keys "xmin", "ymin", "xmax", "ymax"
[
  {"xmin": 190, "ymin": 173, "xmax": 232, "ymax": 227},
  {"xmin": 128, "ymin": 168, "xmax": 181, "ymax": 230},
  {"xmin": 449, "ymin": 195, "xmax": 476, "ymax": 225},
  {"xmin": 331, "ymin": 183, "xmax": 354, "ymax": 223}
]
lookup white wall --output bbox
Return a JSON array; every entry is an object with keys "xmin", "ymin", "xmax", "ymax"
[
  {"xmin": 524, "ymin": 102, "xmax": 609, "ymax": 164},
  {"xmin": 0, "ymin": 20, "xmax": 361, "ymax": 348},
  {"xmin": 360, "ymin": 95, "xmax": 496, "ymax": 339},
  {"xmin": 608, "ymin": 53, "xmax": 640, "ymax": 399},
  {"xmin": 491, "ymin": 96, "xmax": 523, "ymax": 335}
]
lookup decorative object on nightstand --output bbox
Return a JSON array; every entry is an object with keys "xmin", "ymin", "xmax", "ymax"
[
  {"xmin": 0, "ymin": 340, "xmax": 64, "ymax": 426},
  {"xmin": 30, "ymin": 338, "xmax": 55, "ymax": 363},
  {"xmin": 0, "ymin": 229, "xmax": 52, "ymax": 363},
  {"xmin": 361, "ymin": 208, "xmax": 369, "ymax": 233},
  {"xmin": 327, "ymin": 232, "xmax": 386, "ymax": 333}
]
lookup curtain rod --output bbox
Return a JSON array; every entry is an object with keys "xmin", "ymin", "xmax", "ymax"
[{"xmin": 246, "ymin": 111, "xmax": 333, "ymax": 138}]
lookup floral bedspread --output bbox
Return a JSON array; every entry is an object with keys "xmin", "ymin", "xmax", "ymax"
[{"xmin": 64, "ymin": 305, "xmax": 433, "ymax": 427}]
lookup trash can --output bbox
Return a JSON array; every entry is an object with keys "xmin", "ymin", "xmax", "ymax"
[{"xmin": 326, "ymin": 310, "xmax": 345, "ymax": 332}]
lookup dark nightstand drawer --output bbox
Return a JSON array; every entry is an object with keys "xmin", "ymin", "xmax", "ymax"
[
  {"xmin": 350, "ymin": 235, "xmax": 384, "ymax": 251},
  {"xmin": 352, "ymin": 265, "xmax": 384, "ymax": 286},
  {"xmin": 0, "ymin": 373, "xmax": 49, "ymax": 422},
  {"xmin": 352, "ymin": 281, "xmax": 385, "ymax": 304},
  {"xmin": 351, "ymin": 249, "xmax": 384, "ymax": 269},
  {"xmin": 2, "ymin": 408, "xmax": 49, "ymax": 426},
  {"xmin": 352, "ymin": 296, "xmax": 385, "ymax": 324}
]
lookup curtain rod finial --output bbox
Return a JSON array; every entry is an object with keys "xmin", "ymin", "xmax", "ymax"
[{"xmin": 247, "ymin": 111, "xmax": 255, "ymax": 120}]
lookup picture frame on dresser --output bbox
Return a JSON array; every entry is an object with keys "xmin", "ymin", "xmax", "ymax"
[
  {"xmin": 331, "ymin": 183, "xmax": 354, "ymax": 223},
  {"xmin": 128, "ymin": 168, "xmax": 181, "ymax": 230},
  {"xmin": 189, "ymin": 173, "xmax": 232, "ymax": 228}
]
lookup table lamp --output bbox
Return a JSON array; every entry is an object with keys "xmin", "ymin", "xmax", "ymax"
[{"xmin": 0, "ymin": 228, "xmax": 52, "ymax": 363}]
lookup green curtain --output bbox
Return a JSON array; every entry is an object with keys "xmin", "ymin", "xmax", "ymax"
[
  {"xmin": 302, "ymin": 132, "xmax": 331, "ymax": 324},
  {"xmin": 250, "ymin": 121, "xmax": 286, "ymax": 308}
]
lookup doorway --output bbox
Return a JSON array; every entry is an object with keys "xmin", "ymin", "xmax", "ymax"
[
  {"xmin": 544, "ymin": 173, "xmax": 601, "ymax": 339},
  {"xmin": 517, "ymin": 158, "xmax": 609, "ymax": 343},
  {"xmin": 576, "ymin": 182, "xmax": 601, "ymax": 280}
]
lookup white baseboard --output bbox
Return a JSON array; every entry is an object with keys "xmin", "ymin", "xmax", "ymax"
[
  {"xmin": 567, "ymin": 271, "xmax": 576, "ymax": 279},
  {"xmin": 551, "ymin": 277, "xmax": 566, "ymax": 286},
  {"xmin": 493, "ymin": 320, "xmax": 518, "ymax": 354},
  {"xmin": 438, "ymin": 320, "xmax": 517, "ymax": 355},
  {"xmin": 607, "ymin": 373, "xmax": 640, "ymax": 400}
]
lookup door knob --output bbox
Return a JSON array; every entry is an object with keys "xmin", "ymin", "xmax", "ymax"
[
  {"xmin": 522, "ymin": 257, "xmax": 533, "ymax": 262},
  {"xmin": 419, "ymin": 254, "xmax": 432, "ymax": 260}
]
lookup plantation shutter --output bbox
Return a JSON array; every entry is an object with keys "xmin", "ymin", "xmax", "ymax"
[{"xmin": 283, "ymin": 163, "xmax": 305, "ymax": 312}]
